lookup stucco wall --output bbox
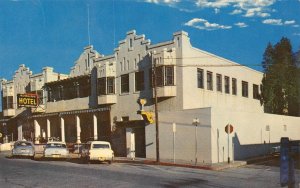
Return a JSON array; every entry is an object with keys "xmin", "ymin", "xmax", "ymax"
[
  {"xmin": 181, "ymin": 35, "xmax": 263, "ymax": 113},
  {"xmin": 146, "ymin": 108, "xmax": 212, "ymax": 164},
  {"xmin": 210, "ymin": 107, "xmax": 300, "ymax": 162}
]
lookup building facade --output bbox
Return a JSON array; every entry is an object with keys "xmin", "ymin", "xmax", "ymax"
[{"xmin": 1, "ymin": 30, "xmax": 300, "ymax": 163}]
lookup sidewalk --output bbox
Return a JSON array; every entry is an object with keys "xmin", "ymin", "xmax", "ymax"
[{"xmin": 113, "ymin": 157, "xmax": 247, "ymax": 171}]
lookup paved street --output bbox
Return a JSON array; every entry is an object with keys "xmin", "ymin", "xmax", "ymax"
[{"xmin": 0, "ymin": 152, "xmax": 299, "ymax": 188}]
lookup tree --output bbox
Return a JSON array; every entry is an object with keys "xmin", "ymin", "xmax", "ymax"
[{"xmin": 261, "ymin": 37, "xmax": 299, "ymax": 116}]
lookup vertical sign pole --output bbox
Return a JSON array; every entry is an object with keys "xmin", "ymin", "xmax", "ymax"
[
  {"xmin": 217, "ymin": 128, "xmax": 219, "ymax": 163},
  {"xmin": 227, "ymin": 124, "xmax": 230, "ymax": 164},
  {"xmin": 172, "ymin": 123, "xmax": 176, "ymax": 164}
]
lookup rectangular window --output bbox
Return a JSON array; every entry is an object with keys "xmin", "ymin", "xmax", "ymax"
[
  {"xmin": 207, "ymin": 71, "xmax": 213, "ymax": 90},
  {"xmin": 253, "ymin": 84, "xmax": 259, "ymax": 100},
  {"xmin": 98, "ymin": 78, "xmax": 106, "ymax": 95},
  {"xmin": 2, "ymin": 96, "xmax": 13, "ymax": 109},
  {"xmin": 197, "ymin": 68, "xmax": 204, "ymax": 88},
  {"xmin": 135, "ymin": 71, "xmax": 144, "ymax": 91},
  {"xmin": 232, "ymin": 78, "xmax": 237, "ymax": 95},
  {"xmin": 155, "ymin": 66, "xmax": 164, "ymax": 87},
  {"xmin": 216, "ymin": 74, "xmax": 222, "ymax": 92},
  {"xmin": 225, "ymin": 76, "xmax": 230, "ymax": 94},
  {"xmin": 107, "ymin": 77, "xmax": 115, "ymax": 94},
  {"xmin": 242, "ymin": 81, "xmax": 248, "ymax": 97},
  {"xmin": 121, "ymin": 74, "xmax": 129, "ymax": 93},
  {"xmin": 165, "ymin": 66, "xmax": 174, "ymax": 86}
]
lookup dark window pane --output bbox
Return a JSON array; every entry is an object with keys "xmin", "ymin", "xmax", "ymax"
[
  {"xmin": 225, "ymin": 76, "xmax": 230, "ymax": 94},
  {"xmin": 135, "ymin": 71, "xmax": 144, "ymax": 91},
  {"xmin": 165, "ymin": 66, "xmax": 174, "ymax": 86},
  {"xmin": 121, "ymin": 74, "xmax": 129, "ymax": 93},
  {"xmin": 216, "ymin": 74, "xmax": 222, "ymax": 92},
  {"xmin": 207, "ymin": 71, "xmax": 213, "ymax": 90},
  {"xmin": 197, "ymin": 68, "xmax": 204, "ymax": 88}
]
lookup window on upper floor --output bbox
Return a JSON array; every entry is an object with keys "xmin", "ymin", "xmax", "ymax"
[
  {"xmin": 197, "ymin": 68, "xmax": 204, "ymax": 89},
  {"xmin": 207, "ymin": 71, "xmax": 213, "ymax": 90},
  {"xmin": 225, "ymin": 76, "xmax": 230, "ymax": 94},
  {"xmin": 253, "ymin": 84, "xmax": 260, "ymax": 100},
  {"xmin": 232, "ymin": 78, "xmax": 237, "ymax": 95},
  {"xmin": 150, "ymin": 65, "xmax": 175, "ymax": 87},
  {"xmin": 2, "ymin": 96, "xmax": 13, "ymax": 110},
  {"xmin": 98, "ymin": 78, "xmax": 106, "ymax": 95},
  {"xmin": 242, "ymin": 81, "xmax": 248, "ymax": 97},
  {"xmin": 156, "ymin": 66, "xmax": 164, "ymax": 87},
  {"xmin": 107, "ymin": 77, "xmax": 115, "ymax": 94},
  {"xmin": 135, "ymin": 71, "xmax": 144, "ymax": 92},
  {"xmin": 165, "ymin": 66, "xmax": 174, "ymax": 86},
  {"xmin": 129, "ymin": 38, "xmax": 133, "ymax": 48},
  {"xmin": 216, "ymin": 74, "xmax": 222, "ymax": 92},
  {"xmin": 121, "ymin": 74, "xmax": 130, "ymax": 93},
  {"xmin": 98, "ymin": 77, "xmax": 115, "ymax": 95}
]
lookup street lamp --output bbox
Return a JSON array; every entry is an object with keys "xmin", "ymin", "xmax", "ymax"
[{"xmin": 193, "ymin": 118, "xmax": 200, "ymax": 165}]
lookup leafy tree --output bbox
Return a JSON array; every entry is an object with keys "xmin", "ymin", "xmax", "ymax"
[{"xmin": 261, "ymin": 37, "xmax": 299, "ymax": 116}]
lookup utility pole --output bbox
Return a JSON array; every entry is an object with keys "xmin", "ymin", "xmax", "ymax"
[{"xmin": 152, "ymin": 52, "xmax": 160, "ymax": 163}]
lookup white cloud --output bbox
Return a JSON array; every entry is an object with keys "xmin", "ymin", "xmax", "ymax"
[
  {"xmin": 145, "ymin": 0, "xmax": 179, "ymax": 4},
  {"xmin": 284, "ymin": 20, "xmax": 295, "ymax": 25},
  {"xmin": 293, "ymin": 33, "xmax": 300, "ymax": 36},
  {"xmin": 195, "ymin": 0, "xmax": 276, "ymax": 18},
  {"xmin": 235, "ymin": 22, "xmax": 248, "ymax": 28},
  {"xmin": 230, "ymin": 9, "xmax": 242, "ymax": 15},
  {"xmin": 184, "ymin": 18, "xmax": 232, "ymax": 30},
  {"xmin": 195, "ymin": 0, "xmax": 276, "ymax": 9},
  {"xmin": 262, "ymin": 19, "xmax": 283, "ymax": 25},
  {"xmin": 257, "ymin": 12, "xmax": 270, "ymax": 17},
  {"xmin": 214, "ymin": 8, "xmax": 220, "ymax": 14},
  {"xmin": 262, "ymin": 19, "xmax": 298, "ymax": 26}
]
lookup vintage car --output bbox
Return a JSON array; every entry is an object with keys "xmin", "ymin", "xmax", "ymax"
[
  {"xmin": 11, "ymin": 141, "xmax": 35, "ymax": 159},
  {"xmin": 81, "ymin": 141, "xmax": 114, "ymax": 164},
  {"xmin": 43, "ymin": 141, "xmax": 69, "ymax": 159}
]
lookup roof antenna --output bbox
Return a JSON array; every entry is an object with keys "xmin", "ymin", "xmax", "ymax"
[{"xmin": 87, "ymin": 4, "xmax": 91, "ymax": 46}]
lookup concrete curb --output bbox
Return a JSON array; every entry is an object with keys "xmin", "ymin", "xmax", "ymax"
[{"xmin": 113, "ymin": 158, "xmax": 247, "ymax": 171}]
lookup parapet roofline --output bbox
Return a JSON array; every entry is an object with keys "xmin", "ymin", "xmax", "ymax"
[{"xmin": 45, "ymin": 74, "xmax": 90, "ymax": 86}]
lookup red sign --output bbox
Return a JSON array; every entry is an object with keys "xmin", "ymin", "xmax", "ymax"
[{"xmin": 225, "ymin": 124, "xmax": 233, "ymax": 134}]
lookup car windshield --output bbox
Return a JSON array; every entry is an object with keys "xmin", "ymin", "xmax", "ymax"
[
  {"xmin": 92, "ymin": 144, "xmax": 110, "ymax": 149},
  {"xmin": 46, "ymin": 143, "xmax": 66, "ymax": 148},
  {"xmin": 15, "ymin": 142, "xmax": 32, "ymax": 147}
]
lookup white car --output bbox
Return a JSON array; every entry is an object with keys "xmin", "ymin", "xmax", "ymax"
[
  {"xmin": 43, "ymin": 141, "xmax": 69, "ymax": 160},
  {"xmin": 81, "ymin": 141, "xmax": 114, "ymax": 164}
]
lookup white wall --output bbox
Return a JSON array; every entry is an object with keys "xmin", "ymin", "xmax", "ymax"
[
  {"xmin": 181, "ymin": 34, "xmax": 263, "ymax": 113},
  {"xmin": 210, "ymin": 107, "xmax": 300, "ymax": 162},
  {"xmin": 146, "ymin": 108, "xmax": 213, "ymax": 164}
]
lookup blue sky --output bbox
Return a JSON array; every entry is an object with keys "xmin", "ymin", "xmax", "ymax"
[{"xmin": 0, "ymin": 0, "xmax": 300, "ymax": 80}]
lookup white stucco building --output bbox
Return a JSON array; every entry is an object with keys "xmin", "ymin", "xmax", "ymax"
[{"xmin": 1, "ymin": 30, "xmax": 299, "ymax": 163}]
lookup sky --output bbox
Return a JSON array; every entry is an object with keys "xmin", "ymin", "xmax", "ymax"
[{"xmin": 0, "ymin": 0, "xmax": 300, "ymax": 81}]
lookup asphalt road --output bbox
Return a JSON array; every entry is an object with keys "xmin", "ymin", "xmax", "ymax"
[{"xmin": 0, "ymin": 152, "xmax": 299, "ymax": 188}]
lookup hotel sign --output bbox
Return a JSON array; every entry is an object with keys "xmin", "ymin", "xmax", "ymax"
[{"xmin": 17, "ymin": 94, "xmax": 38, "ymax": 108}]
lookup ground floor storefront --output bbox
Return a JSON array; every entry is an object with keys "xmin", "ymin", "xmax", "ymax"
[{"xmin": 0, "ymin": 107, "xmax": 147, "ymax": 158}]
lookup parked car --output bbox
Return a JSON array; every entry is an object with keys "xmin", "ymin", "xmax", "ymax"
[
  {"xmin": 81, "ymin": 141, "xmax": 114, "ymax": 164},
  {"xmin": 11, "ymin": 141, "xmax": 35, "ymax": 159},
  {"xmin": 43, "ymin": 141, "xmax": 69, "ymax": 160}
]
